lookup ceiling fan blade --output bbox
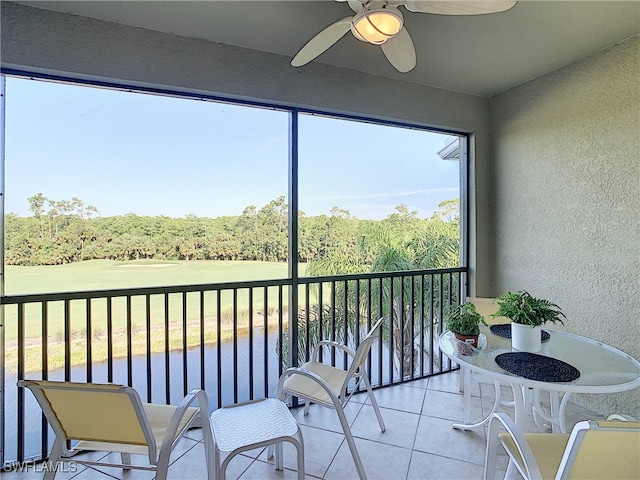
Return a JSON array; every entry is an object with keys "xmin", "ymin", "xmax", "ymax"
[
  {"xmin": 291, "ymin": 17, "xmax": 353, "ymax": 67},
  {"xmin": 380, "ymin": 27, "xmax": 416, "ymax": 73},
  {"xmin": 404, "ymin": 1, "xmax": 517, "ymax": 15},
  {"xmin": 346, "ymin": 0, "xmax": 365, "ymax": 13}
]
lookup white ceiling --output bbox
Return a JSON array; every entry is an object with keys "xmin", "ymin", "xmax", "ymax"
[{"xmin": 15, "ymin": 0, "xmax": 640, "ymax": 97}]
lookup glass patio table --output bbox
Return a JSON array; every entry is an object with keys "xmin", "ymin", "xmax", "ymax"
[{"xmin": 439, "ymin": 325, "xmax": 640, "ymax": 432}]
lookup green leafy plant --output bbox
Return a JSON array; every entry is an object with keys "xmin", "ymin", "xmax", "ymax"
[
  {"xmin": 445, "ymin": 302, "xmax": 487, "ymax": 336},
  {"xmin": 493, "ymin": 290, "xmax": 565, "ymax": 327}
]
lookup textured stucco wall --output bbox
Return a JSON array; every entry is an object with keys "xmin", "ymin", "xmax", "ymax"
[{"xmin": 489, "ymin": 36, "xmax": 639, "ymax": 417}]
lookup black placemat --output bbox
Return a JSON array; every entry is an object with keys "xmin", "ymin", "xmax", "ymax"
[
  {"xmin": 495, "ymin": 352, "xmax": 580, "ymax": 382},
  {"xmin": 490, "ymin": 324, "xmax": 550, "ymax": 342}
]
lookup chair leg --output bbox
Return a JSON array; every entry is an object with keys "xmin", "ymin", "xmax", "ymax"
[
  {"xmin": 504, "ymin": 461, "xmax": 518, "ymax": 480},
  {"xmin": 292, "ymin": 432, "xmax": 305, "ymax": 480},
  {"xmin": 156, "ymin": 443, "xmax": 173, "ymax": 480},
  {"xmin": 121, "ymin": 453, "xmax": 131, "ymax": 471},
  {"xmin": 363, "ymin": 374, "xmax": 385, "ymax": 432},
  {"xmin": 272, "ymin": 437, "xmax": 305, "ymax": 479},
  {"xmin": 335, "ymin": 405, "xmax": 367, "ymax": 480},
  {"xmin": 214, "ymin": 447, "xmax": 225, "ymax": 480},
  {"xmin": 275, "ymin": 442, "xmax": 284, "ymax": 470},
  {"xmin": 483, "ymin": 415, "xmax": 500, "ymax": 480},
  {"xmin": 202, "ymin": 416, "xmax": 216, "ymax": 480},
  {"xmin": 44, "ymin": 438, "xmax": 64, "ymax": 480}
]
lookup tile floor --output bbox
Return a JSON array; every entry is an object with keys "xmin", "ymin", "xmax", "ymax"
[{"xmin": 3, "ymin": 371, "xmax": 600, "ymax": 480}]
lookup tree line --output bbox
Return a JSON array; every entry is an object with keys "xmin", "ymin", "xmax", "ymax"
[{"xmin": 5, "ymin": 193, "xmax": 460, "ymax": 269}]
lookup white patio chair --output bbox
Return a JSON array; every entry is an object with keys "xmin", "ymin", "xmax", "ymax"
[
  {"xmin": 276, "ymin": 316, "xmax": 386, "ymax": 480},
  {"xmin": 484, "ymin": 412, "xmax": 640, "ymax": 480},
  {"xmin": 18, "ymin": 379, "xmax": 214, "ymax": 480},
  {"xmin": 457, "ymin": 297, "xmax": 513, "ymax": 428}
]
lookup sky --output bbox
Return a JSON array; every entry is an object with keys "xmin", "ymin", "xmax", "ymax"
[{"xmin": 4, "ymin": 77, "xmax": 460, "ymax": 220}]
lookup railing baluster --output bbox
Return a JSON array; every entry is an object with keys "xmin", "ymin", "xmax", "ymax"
[
  {"xmin": 64, "ymin": 300, "xmax": 71, "ymax": 382},
  {"xmin": 377, "ymin": 277, "xmax": 383, "ymax": 387},
  {"xmin": 126, "ymin": 295, "xmax": 132, "ymax": 387},
  {"xmin": 419, "ymin": 274, "xmax": 425, "ymax": 377},
  {"xmin": 85, "ymin": 299, "xmax": 92, "ymax": 383},
  {"xmin": 342, "ymin": 279, "xmax": 348, "ymax": 369},
  {"xmin": 318, "ymin": 281, "xmax": 324, "ymax": 364},
  {"xmin": 438, "ymin": 273, "xmax": 444, "ymax": 371},
  {"xmin": 263, "ymin": 286, "xmax": 268, "ymax": 398},
  {"xmin": 277, "ymin": 285, "xmax": 283, "ymax": 377},
  {"xmin": 182, "ymin": 291, "xmax": 188, "ymax": 396},
  {"xmin": 330, "ymin": 281, "xmax": 336, "ymax": 366},
  {"xmin": 429, "ymin": 274, "xmax": 435, "ymax": 375},
  {"xmin": 107, "ymin": 297, "xmax": 113, "ymax": 383},
  {"xmin": 17, "ymin": 303, "xmax": 25, "ymax": 463},
  {"xmin": 399, "ymin": 276, "xmax": 405, "ymax": 380},
  {"xmin": 387, "ymin": 278, "xmax": 393, "ymax": 382},
  {"xmin": 410, "ymin": 275, "xmax": 416, "ymax": 380},
  {"xmin": 304, "ymin": 283, "xmax": 310, "ymax": 362},
  {"xmin": 200, "ymin": 291, "xmax": 205, "ymax": 391},
  {"xmin": 248, "ymin": 288, "xmax": 254, "ymax": 400},
  {"xmin": 446, "ymin": 273, "xmax": 452, "ymax": 370},
  {"xmin": 365, "ymin": 278, "xmax": 372, "ymax": 386},
  {"xmin": 146, "ymin": 294, "xmax": 152, "ymax": 402},
  {"xmin": 232, "ymin": 288, "xmax": 238, "ymax": 404},
  {"xmin": 216, "ymin": 290, "xmax": 222, "ymax": 409},
  {"xmin": 164, "ymin": 293, "xmax": 170, "ymax": 404},
  {"xmin": 41, "ymin": 302, "xmax": 49, "ymax": 459}
]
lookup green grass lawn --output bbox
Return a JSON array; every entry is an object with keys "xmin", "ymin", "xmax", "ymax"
[
  {"xmin": 4, "ymin": 259, "xmax": 297, "ymax": 294},
  {"xmin": 3, "ymin": 260, "xmax": 310, "ymax": 372}
]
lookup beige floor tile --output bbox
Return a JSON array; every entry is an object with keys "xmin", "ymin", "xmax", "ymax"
[
  {"xmin": 350, "ymin": 405, "xmax": 419, "ymax": 449},
  {"xmin": 292, "ymin": 402, "xmax": 363, "ymax": 434},
  {"xmin": 422, "ymin": 389, "xmax": 485, "ymax": 424},
  {"xmin": 215, "ymin": 455, "xmax": 256, "ymax": 480},
  {"xmin": 365, "ymin": 384, "xmax": 427, "ymax": 414},
  {"xmin": 184, "ymin": 427, "xmax": 205, "ymax": 442},
  {"xmin": 239, "ymin": 458, "xmax": 308, "ymax": 480},
  {"xmin": 167, "ymin": 441, "xmax": 212, "ymax": 480},
  {"xmin": 79, "ymin": 452, "xmax": 157, "ymax": 480},
  {"xmin": 413, "ymin": 416, "xmax": 486, "ymax": 466},
  {"xmin": 402, "ymin": 377, "xmax": 429, "ymax": 389},
  {"xmin": 324, "ymin": 437, "xmax": 412, "ymax": 480},
  {"xmin": 262, "ymin": 424, "xmax": 344, "ymax": 479},
  {"xmin": 408, "ymin": 450, "xmax": 484, "ymax": 480},
  {"xmin": 81, "ymin": 465, "xmax": 155, "ymax": 480},
  {"xmin": 427, "ymin": 371, "xmax": 481, "ymax": 398}
]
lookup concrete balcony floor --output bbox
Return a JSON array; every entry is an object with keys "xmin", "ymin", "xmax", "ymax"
[{"xmin": 4, "ymin": 371, "xmax": 599, "ymax": 480}]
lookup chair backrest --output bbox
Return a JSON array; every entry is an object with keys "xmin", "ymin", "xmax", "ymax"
[
  {"xmin": 19, "ymin": 380, "xmax": 156, "ymax": 452},
  {"xmin": 466, "ymin": 297, "xmax": 509, "ymax": 325},
  {"xmin": 348, "ymin": 317, "xmax": 385, "ymax": 376},
  {"xmin": 557, "ymin": 419, "xmax": 640, "ymax": 480}
]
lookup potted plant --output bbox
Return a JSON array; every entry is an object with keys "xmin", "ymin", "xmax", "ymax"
[
  {"xmin": 493, "ymin": 290, "xmax": 565, "ymax": 352},
  {"xmin": 445, "ymin": 302, "xmax": 488, "ymax": 354}
]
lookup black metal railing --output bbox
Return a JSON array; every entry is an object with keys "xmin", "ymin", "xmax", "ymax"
[{"xmin": 1, "ymin": 267, "xmax": 466, "ymax": 466}]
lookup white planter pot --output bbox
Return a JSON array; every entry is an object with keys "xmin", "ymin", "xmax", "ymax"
[{"xmin": 511, "ymin": 322, "xmax": 541, "ymax": 352}]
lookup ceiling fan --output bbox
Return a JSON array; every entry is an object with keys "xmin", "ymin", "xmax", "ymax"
[{"xmin": 291, "ymin": 0, "xmax": 517, "ymax": 73}]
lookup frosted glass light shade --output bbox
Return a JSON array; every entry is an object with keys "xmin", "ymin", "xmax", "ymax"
[{"xmin": 352, "ymin": 8, "xmax": 403, "ymax": 45}]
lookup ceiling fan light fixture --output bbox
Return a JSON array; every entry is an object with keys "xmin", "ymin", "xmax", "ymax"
[{"xmin": 352, "ymin": 7, "xmax": 403, "ymax": 45}]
